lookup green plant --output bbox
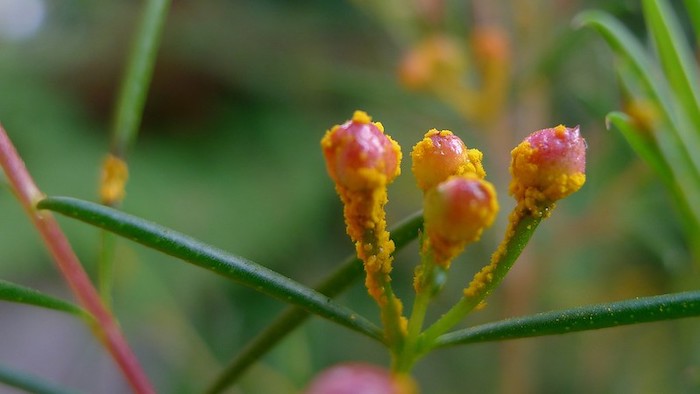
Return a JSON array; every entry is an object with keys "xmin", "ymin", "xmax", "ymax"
[
  {"xmin": 575, "ymin": 0, "xmax": 700, "ymax": 259},
  {"xmin": 1, "ymin": 1, "xmax": 699, "ymax": 393}
]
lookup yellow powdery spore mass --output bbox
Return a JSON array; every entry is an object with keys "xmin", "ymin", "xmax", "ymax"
[
  {"xmin": 100, "ymin": 154, "xmax": 129, "ymax": 205},
  {"xmin": 463, "ymin": 208, "xmax": 518, "ymax": 298},
  {"xmin": 352, "ymin": 109, "xmax": 372, "ymax": 124}
]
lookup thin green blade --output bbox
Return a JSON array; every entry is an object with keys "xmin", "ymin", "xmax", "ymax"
[
  {"xmin": 37, "ymin": 196, "xmax": 383, "ymax": 342},
  {"xmin": 0, "ymin": 279, "xmax": 86, "ymax": 317},
  {"xmin": 436, "ymin": 291, "xmax": 700, "ymax": 347},
  {"xmin": 643, "ymin": 0, "xmax": 700, "ymax": 133}
]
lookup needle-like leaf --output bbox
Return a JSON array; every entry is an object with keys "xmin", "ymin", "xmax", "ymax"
[
  {"xmin": 0, "ymin": 279, "xmax": 87, "ymax": 318},
  {"xmin": 435, "ymin": 291, "xmax": 700, "ymax": 347},
  {"xmin": 37, "ymin": 196, "xmax": 384, "ymax": 342}
]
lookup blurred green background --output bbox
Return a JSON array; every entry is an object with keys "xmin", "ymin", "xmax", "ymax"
[{"xmin": 0, "ymin": 0, "xmax": 698, "ymax": 393}]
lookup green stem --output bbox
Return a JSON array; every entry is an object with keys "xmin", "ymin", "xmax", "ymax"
[
  {"xmin": 417, "ymin": 209, "xmax": 543, "ymax": 354},
  {"xmin": 204, "ymin": 212, "xmax": 423, "ymax": 394},
  {"xmin": 395, "ymin": 240, "xmax": 437, "ymax": 372},
  {"xmin": 99, "ymin": 0, "xmax": 171, "ymax": 307},
  {"xmin": 110, "ymin": 0, "xmax": 171, "ymax": 155},
  {"xmin": 381, "ymin": 281, "xmax": 405, "ymax": 350},
  {"xmin": 98, "ymin": 231, "xmax": 116, "ymax": 306}
]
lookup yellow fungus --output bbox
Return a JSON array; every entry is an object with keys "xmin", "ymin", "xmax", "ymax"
[{"xmin": 99, "ymin": 154, "xmax": 129, "ymax": 205}]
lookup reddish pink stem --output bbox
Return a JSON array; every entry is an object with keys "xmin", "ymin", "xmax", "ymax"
[{"xmin": 0, "ymin": 125, "xmax": 155, "ymax": 394}]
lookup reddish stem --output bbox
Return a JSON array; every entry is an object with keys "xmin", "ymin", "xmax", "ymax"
[{"xmin": 0, "ymin": 125, "xmax": 155, "ymax": 394}]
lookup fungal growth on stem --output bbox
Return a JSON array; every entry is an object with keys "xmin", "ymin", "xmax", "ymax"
[{"xmin": 321, "ymin": 110, "xmax": 406, "ymax": 346}]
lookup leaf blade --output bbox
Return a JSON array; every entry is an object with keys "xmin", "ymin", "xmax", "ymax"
[
  {"xmin": 436, "ymin": 291, "xmax": 700, "ymax": 347},
  {"xmin": 0, "ymin": 279, "xmax": 87, "ymax": 317},
  {"xmin": 575, "ymin": 10, "xmax": 700, "ymax": 231},
  {"xmin": 37, "ymin": 196, "xmax": 383, "ymax": 342},
  {"xmin": 642, "ymin": 0, "xmax": 700, "ymax": 133},
  {"xmin": 0, "ymin": 363, "xmax": 82, "ymax": 394},
  {"xmin": 605, "ymin": 112, "xmax": 672, "ymax": 183}
]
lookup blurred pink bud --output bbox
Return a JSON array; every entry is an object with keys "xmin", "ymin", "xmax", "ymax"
[{"xmin": 305, "ymin": 363, "xmax": 416, "ymax": 394}]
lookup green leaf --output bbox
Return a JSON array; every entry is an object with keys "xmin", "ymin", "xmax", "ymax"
[
  {"xmin": 204, "ymin": 212, "xmax": 423, "ymax": 394},
  {"xmin": 642, "ymin": 0, "xmax": 700, "ymax": 134},
  {"xmin": 0, "ymin": 279, "xmax": 87, "ymax": 317},
  {"xmin": 686, "ymin": 0, "xmax": 700, "ymax": 41},
  {"xmin": 0, "ymin": 364, "xmax": 81, "ymax": 394},
  {"xmin": 111, "ymin": 0, "xmax": 171, "ymax": 152},
  {"xmin": 575, "ymin": 10, "xmax": 700, "ymax": 231},
  {"xmin": 605, "ymin": 112, "xmax": 673, "ymax": 184},
  {"xmin": 435, "ymin": 291, "xmax": 700, "ymax": 347},
  {"xmin": 37, "ymin": 196, "xmax": 383, "ymax": 342}
]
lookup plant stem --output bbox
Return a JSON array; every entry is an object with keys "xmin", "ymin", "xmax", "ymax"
[
  {"xmin": 395, "ymin": 240, "xmax": 436, "ymax": 372},
  {"xmin": 417, "ymin": 207, "xmax": 543, "ymax": 354},
  {"xmin": 204, "ymin": 212, "xmax": 423, "ymax": 394},
  {"xmin": 110, "ymin": 0, "xmax": 171, "ymax": 155},
  {"xmin": 99, "ymin": 0, "xmax": 171, "ymax": 307},
  {"xmin": 0, "ymin": 125, "xmax": 155, "ymax": 394},
  {"xmin": 98, "ymin": 230, "xmax": 116, "ymax": 305}
]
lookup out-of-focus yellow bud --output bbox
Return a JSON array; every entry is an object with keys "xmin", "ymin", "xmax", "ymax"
[{"xmin": 398, "ymin": 35, "xmax": 466, "ymax": 91}]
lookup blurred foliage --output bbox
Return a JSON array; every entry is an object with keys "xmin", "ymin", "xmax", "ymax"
[{"xmin": 0, "ymin": 0, "xmax": 698, "ymax": 393}]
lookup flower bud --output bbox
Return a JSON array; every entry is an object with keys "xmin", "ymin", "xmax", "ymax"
[
  {"xmin": 424, "ymin": 175, "xmax": 499, "ymax": 266},
  {"xmin": 398, "ymin": 35, "xmax": 465, "ymax": 91},
  {"xmin": 510, "ymin": 125, "xmax": 586, "ymax": 209},
  {"xmin": 411, "ymin": 129, "xmax": 485, "ymax": 192},
  {"xmin": 305, "ymin": 363, "xmax": 417, "ymax": 394},
  {"xmin": 321, "ymin": 111, "xmax": 402, "ymax": 191}
]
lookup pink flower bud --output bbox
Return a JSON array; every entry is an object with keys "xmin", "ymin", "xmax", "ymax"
[
  {"xmin": 322, "ymin": 111, "xmax": 402, "ymax": 191},
  {"xmin": 411, "ymin": 129, "xmax": 485, "ymax": 192},
  {"xmin": 424, "ymin": 175, "xmax": 499, "ymax": 266},
  {"xmin": 510, "ymin": 125, "xmax": 586, "ymax": 208},
  {"xmin": 305, "ymin": 363, "xmax": 416, "ymax": 394}
]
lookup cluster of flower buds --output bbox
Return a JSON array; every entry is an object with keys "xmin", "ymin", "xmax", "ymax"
[{"xmin": 320, "ymin": 112, "xmax": 586, "ymax": 388}]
